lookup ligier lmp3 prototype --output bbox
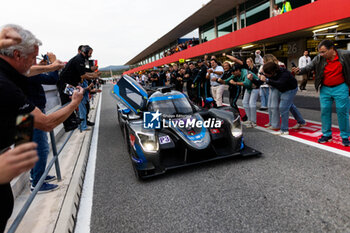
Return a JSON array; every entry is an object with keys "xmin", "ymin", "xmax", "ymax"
[{"xmin": 113, "ymin": 75, "xmax": 260, "ymax": 179}]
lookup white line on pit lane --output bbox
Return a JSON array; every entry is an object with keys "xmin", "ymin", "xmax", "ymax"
[
  {"xmin": 252, "ymin": 125, "xmax": 350, "ymax": 158},
  {"xmin": 75, "ymin": 86, "xmax": 103, "ymax": 233}
]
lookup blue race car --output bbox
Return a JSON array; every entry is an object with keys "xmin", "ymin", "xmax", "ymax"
[{"xmin": 113, "ymin": 75, "xmax": 260, "ymax": 179}]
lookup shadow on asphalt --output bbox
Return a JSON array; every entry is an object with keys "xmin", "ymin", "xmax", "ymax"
[{"xmin": 139, "ymin": 152, "xmax": 263, "ymax": 183}]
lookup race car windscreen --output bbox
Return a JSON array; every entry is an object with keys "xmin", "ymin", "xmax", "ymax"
[{"xmin": 149, "ymin": 97, "xmax": 193, "ymax": 116}]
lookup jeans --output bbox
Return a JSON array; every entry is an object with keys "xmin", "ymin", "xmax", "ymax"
[
  {"xmin": 229, "ymin": 85, "xmax": 241, "ymax": 112},
  {"xmin": 30, "ymin": 109, "xmax": 50, "ymax": 187},
  {"xmin": 320, "ymin": 83, "xmax": 350, "ymax": 139},
  {"xmin": 290, "ymin": 104, "xmax": 306, "ymax": 125},
  {"xmin": 242, "ymin": 89, "xmax": 259, "ymax": 123},
  {"xmin": 259, "ymin": 86, "xmax": 269, "ymax": 108},
  {"xmin": 268, "ymin": 87, "xmax": 281, "ymax": 128},
  {"xmin": 79, "ymin": 100, "xmax": 87, "ymax": 131},
  {"xmin": 280, "ymin": 88, "xmax": 298, "ymax": 132}
]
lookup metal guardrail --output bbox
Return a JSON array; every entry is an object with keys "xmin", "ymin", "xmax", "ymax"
[{"xmin": 7, "ymin": 105, "xmax": 78, "ymax": 233}]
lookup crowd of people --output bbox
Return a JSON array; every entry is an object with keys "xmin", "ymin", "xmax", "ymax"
[
  {"xmin": 0, "ymin": 24, "xmax": 102, "ymax": 232},
  {"xmin": 162, "ymin": 38, "xmax": 199, "ymax": 58},
  {"xmin": 129, "ymin": 40, "xmax": 350, "ymax": 147}
]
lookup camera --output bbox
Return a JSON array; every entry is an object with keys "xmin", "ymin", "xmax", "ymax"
[
  {"xmin": 42, "ymin": 54, "xmax": 50, "ymax": 64},
  {"xmin": 63, "ymin": 84, "xmax": 77, "ymax": 96}
]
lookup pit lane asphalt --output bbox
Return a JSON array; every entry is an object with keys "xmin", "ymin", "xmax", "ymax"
[{"xmin": 90, "ymin": 84, "xmax": 350, "ymax": 233}]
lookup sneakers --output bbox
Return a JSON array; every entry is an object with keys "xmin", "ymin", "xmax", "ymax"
[
  {"xmin": 290, "ymin": 122, "xmax": 307, "ymax": 130},
  {"xmin": 87, "ymin": 120, "xmax": 95, "ymax": 126},
  {"xmin": 342, "ymin": 138, "xmax": 350, "ymax": 147},
  {"xmin": 318, "ymin": 135, "xmax": 332, "ymax": 143},
  {"xmin": 246, "ymin": 122, "xmax": 257, "ymax": 128},
  {"xmin": 264, "ymin": 123, "xmax": 271, "ymax": 127},
  {"xmin": 64, "ymin": 123, "xmax": 78, "ymax": 132},
  {"xmin": 242, "ymin": 120, "xmax": 252, "ymax": 126},
  {"xmin": 267, "ymin": 126, "xmax": 280, "ymax": 130},
  {"xmin": 30, "ymin": 175, "xmax": 56, "ymax": 183},
  {"xmin": 274, "ymin": 131, "xmax": 289, "ymax": 135},
  {"xmin": 31, "ymin": 182, "xmax": 59, "ymax": 194}
]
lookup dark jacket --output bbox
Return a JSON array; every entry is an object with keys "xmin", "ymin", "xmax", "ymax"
[
  {"xmin": 299, "ymin": 49, "xmax": 350, "ymax": 91},
  {"xmin": 266, "ymin": 68, "xmax": 297, "ymax": 93},
  {"xmin": 193, "ymin": 65, "xmax": 207, "ymax": 84}
]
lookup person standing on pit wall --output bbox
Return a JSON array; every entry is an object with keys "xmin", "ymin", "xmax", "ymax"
[
  {"xmin": 298, "ymin": 50, "xmax": 312, "ymax": 90},
  {"xmin": 293, "ymin": 39, "xmax": 350, "ymax": 146},
  {"xmin": 26, "ymin": 53, "xmax": 65, "ymax": 193},
  {"xmin": 281, "ymin": 0, "xmax": 292, "ymax": 14},
  {"xmin": 207, "ymin": 59, "xmax": 224, "ymax": 107},
  {"xmin": 58, "ymin": 45, "xmax": 99, "ymax": 132}
]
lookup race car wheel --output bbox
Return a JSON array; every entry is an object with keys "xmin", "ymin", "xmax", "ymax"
[
  {"xmin": 128, "ymin": 143, "xmax": 145, "ymax": 180},
  {"xmin": 117, "ymin": 109, "xmax": 123, "ymax": 130},
  {"xmin": 124, "ymin": 127, "xmax": 131, "ymax": 154},
  {"xmin": 132, "ymin": 163, "xmax": 144, "ymax": 180}
]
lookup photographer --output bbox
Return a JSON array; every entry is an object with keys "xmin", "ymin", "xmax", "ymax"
[
  {"xmin": 219, "ymin": 64, "xmax": 260, "ymax": 128},
  {"xmin": 260, "ymin": 62, "xmax": 298, "ymax": 135},
  {"xmin": 26, "ymin": 53, "xmax": 65, "ymax": 193},
  {"xmin": 0, "ymin": 24, "xmax": 83, "ymax": 231},
  {"xmin": 58, "ymin": 45, "xmax": 100, "ymax": 132}
]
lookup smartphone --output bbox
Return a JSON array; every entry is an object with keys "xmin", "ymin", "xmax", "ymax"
[
  {"xmin": 14, "ymin": 114, "xmax": 34, "ymax": 146},
  {"xmin": 291, "ymin": 62, "xmax": 297, "ymax": 67},
  {"xmin": 42, "ymin": 54, "xmax": 50, "ymax": 65},
  {"xmin": 64, "ymin": 84, "xmax": 77, "ymax": 96}
]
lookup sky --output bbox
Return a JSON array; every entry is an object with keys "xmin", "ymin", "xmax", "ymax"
[{"xmin": 1, "ymin": 0, "xmax": 210, "ymax": 68}]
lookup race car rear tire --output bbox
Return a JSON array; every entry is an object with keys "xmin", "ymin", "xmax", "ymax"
[{"xmin": 117, "ymin": 109, "xmax": 123, "ymax": 130}]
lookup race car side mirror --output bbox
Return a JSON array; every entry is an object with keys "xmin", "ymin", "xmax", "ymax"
[
  {"xmin": 122, "ymin": 108, "xmax": 131, "ymax": 115},
  {"xmin": 205, "ymin": 97, "xmax": 214, "ymax": 103}
]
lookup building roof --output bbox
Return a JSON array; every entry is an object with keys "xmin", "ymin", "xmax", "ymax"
[
  {"xmin": 124, "ymin": 0, "xmax": 350, "ymax": 74},
  {"xmin": 125, "ymin": 0, "xmax": 246, "ymax": 65}
]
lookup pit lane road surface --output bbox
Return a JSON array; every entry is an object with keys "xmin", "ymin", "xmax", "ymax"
[{"xmin": 88, "ymin": 84, "xmax": 350, "ymax": 233}]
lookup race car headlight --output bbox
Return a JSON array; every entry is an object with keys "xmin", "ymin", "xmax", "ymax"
[
  {"xmin": 231, "ymin": 116, "xmax": 242, "ymax": 138},
  {"xmin": 137, "ymin": 133, "xmax": 159, "ymax": 153}
]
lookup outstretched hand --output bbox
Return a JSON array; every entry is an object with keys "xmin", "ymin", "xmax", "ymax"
[
  {"xmin": 0, "ymin": 27, "xmax": 22, "ymax": 49},
  {"xmin": 0, "ymin": 142, "xmax": 38, "ymax": 184}
]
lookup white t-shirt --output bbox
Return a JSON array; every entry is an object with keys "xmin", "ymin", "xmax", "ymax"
[
  {"xmin": 208, "ymin": 65, "xmax": 224, "ymax": 86},
  {"xmin": 298, "ymin": 55, "xmax": 311, "ymax": 68}
]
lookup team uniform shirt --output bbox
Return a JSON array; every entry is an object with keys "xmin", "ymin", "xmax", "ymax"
[
  {"xmin": 59, "ymin": 53, "xmax": 87, "ymax": 86},
  {"xmin": 0, "ymin": 58, "xmax": 35, "ymax": 232},
  {"xmin": 323, "ymin": 53, "xmax": 345, "ymax": 87},
  {"xmin": 224, "ymin": 69, "xmax": 260, "ymax": 93}
]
